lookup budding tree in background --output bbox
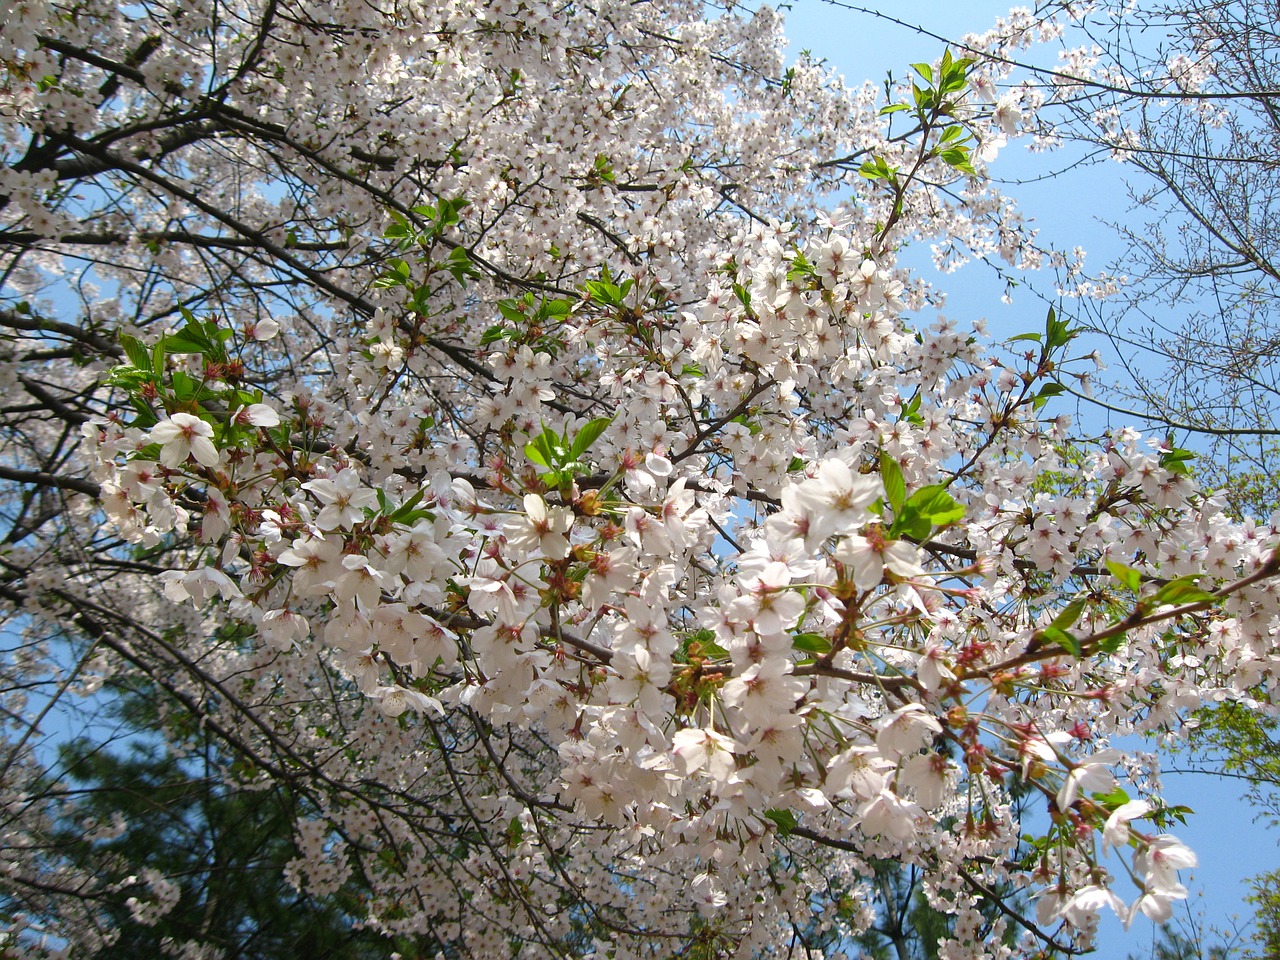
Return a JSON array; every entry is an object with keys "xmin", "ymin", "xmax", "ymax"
[
  {"xmin": 950, "ymin": 0, "xmax": 1280, "ymax": 516},
  {"xmin": 2, "ymin": 0, "xmax": 1279, "ymax": 957}
]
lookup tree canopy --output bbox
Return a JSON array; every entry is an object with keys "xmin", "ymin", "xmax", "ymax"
[{"xmin": 2, "ymin": 1, "xmax": 1279, "ymax": 957}]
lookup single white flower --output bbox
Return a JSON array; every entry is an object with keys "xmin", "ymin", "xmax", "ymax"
[
  {"xmin": 505, "ymin": 494, "xmax": 573, "ymax": 560},
  {"xmin": 303, "ymin": 469, "xmax": 379, "ymax": 530},
  {"xmin": 898, "ymin": 752, "xmax": 949, "ymax": 809},
  {"xmin": 1134, "ymin": 834, "xmax": 1197, "ymax": 895},
  {"xmin": 232, "ymin": 403, "xmax": 281, "ymax": 427},
  {"xmin": 1064, "ymin": 884, "xmax": 1127, "ymax": 927},
  {"xmin": 1056, "ymin": 749, "xmax": 1121, "ymax": 810},
  {"xmin": 150, "ymin": 413, "xmax": 219, "ymax": 469},
  {"xmin": 834, "ymin": 529, "xmax": 923, "ymax": 593},
  {"xmin": 875, "ymin": 703, "xmax": 941, "ymax": 759},
  {"xmin": 247, "ymin": 317, "xmax": 279, "ymax": 340},
  {"xmin": 1102, "ymin": 799, "xmax": 1152, "ymax": 852},
  {"xmin": 671, "ymin": 727, "xmax": 736, "ymax": 783}
]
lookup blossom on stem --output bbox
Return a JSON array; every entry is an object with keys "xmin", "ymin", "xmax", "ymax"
[
  {"xmin": 506, "ymin": 494, "xmax": 573, "ymax": 560},
  {"xmin": 150, "ymin": 413, "xmax": 219, "ymax": 469},
  {"xmin": 303, "ymin": 469, "xmax": 379, "ymax": 530}
]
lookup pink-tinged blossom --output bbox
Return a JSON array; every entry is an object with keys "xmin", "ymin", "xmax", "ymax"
[
  {"xmin": 231, "ymin": 403, "xmax": 281, "ymax": 427},
  {"xmin": 898, "ymin": 753, "xmax": 950, "ymax": 809},
  {"xmin": 789, "ymin": 457, "xmax": 882, "ymax": 544},
  {"xmin": 875, "ymin": 703, "xmax": 942, "ymax": 759},
  {"xmin": 1126, "ymin": 890, "xmax": 1175, "ymax": 928},
  {"xmin": 246, "ymin": 317, "xmax": 279, "ymax": 340},
  {"xmin": 826, "ymin": 746, "xmax": 893, "ymax": 801},
  {"xmin": 259, "ymin": 608, "xmax": 309, "ymax": 650},
  {"xmin": 1064, "ymin": 885, "xmax": 1127, "ymax": 927},
  {"xmin": 303, "ymin": 469, "xmax": 379, "ymax": 530},
  {"xmin": 1056, "ymin": 749, "xmax": 1122, "ymax": 811},
  {"xmin": 1102, "ymin": 798, "xmax": 1152, "ymax": 852},
  {"xmin": 720, "ymin": 659, "xmax": 807, "ymax": 727},
  {"xmin": 834, "ymin": 530, "xmax": 924, "ymax": 593},
  {"xmin": 728, "ymin": 562, "xmax": 804, "ymax": 638},
  {"xmin": 1134, "ymin": 835, "xmax": 1197, "ymax": 896},
  {"xmin": 276, "ymin": 534, "xmax": 343, "ymax": 595},
  {"xmin": 377, "ymin": 685, "xmax": 443, "ymax": 718},
  {"xmin": 333, "ymin": 554, "xmax": 386, "ymax": 610},
  {"xmin": 917, "ymin": 641, "xmax": 956, "ymax": 691},
  {"xmin": 150, "ymin": 413, "xmax": 219, "ymax": 469},
  {"xmin": 159, "ymin": 567, "xmax": 241, "ymax": 605},
  {"xmin": 505, "ymin": 494, "xmax": 573, "ymax": 559},
  {"xmin": 671, "ymin": 727, "xmax": 736, "ymax": 784},
  {"xmin": 859, "ymin": 790, "xmax": 922, "ymax": 841}
]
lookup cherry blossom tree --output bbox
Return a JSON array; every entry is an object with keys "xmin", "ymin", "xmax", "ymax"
[
  {"xmin": 3, "ymin": 0, "xmax": 1279, "ymax": 957},
  {"xmin": 929, "ymin": 0, "xmax": 1280, "ymax": 515}
]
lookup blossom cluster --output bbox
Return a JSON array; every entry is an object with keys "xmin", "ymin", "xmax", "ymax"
[{"xmin": 2, "ymin": 0, "xmax": 1277, "ymax": 957}]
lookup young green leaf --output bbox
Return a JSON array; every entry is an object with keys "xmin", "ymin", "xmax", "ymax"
[
  {"xmin": 1151, "ymin": 577, "xmax": 1218, "ymax": 607},
  {"xmin": 792, "ymin": 633, "xmax": 832, "ymax": 655},
  {"xmin": 905, "ymin": 485, "xmax": 966, "ymax": 527},
  {"xmin": 880, "ymin": 451, "xmax": 906, "ymax": 514},
  {"xmin": 1105, "ymin": 560, "xmax": 1143, "ymax": 593},
  {"xmin": 569, "ymin": 416, "xmax": 613, "ymax": 461},
  {"xmin": 763, "ymin": 808, "xmax": 798, "ymax": 837}
]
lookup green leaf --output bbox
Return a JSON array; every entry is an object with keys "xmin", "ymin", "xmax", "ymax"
[
  {"xmin": 1090, "ymin": 786, "xmax": 1132, "ymax": 810},
  {"xmin": 129, "ymin": 398, "xmax": 159, "ymax": 429},
  {"xmin": 446, "ymin": 246, "xmax": 475, "ymax": 284},
  {"xmin": 1050, "ymin": 596, "xmax": 1087, "ymax": 633},
  {"xmin": 1159, "ymin": 445, "xmax": 1196, "ymax": 476},
  {"xmin": 1041, "ymin": 625, "xmax": 1082, "ymax": 657},
  {"xmin": 1106, "ymin": 560, "xmax": 1143, "ymax": 592},
  {"xmin": 506, "ymin": 816, "xmax": 524, "ymax": 846},
  {"xmin": 524, "ymin": 426, "xmax": 568, "ymax": 472},
  {"xmin": 170, "ymin": 370, "xmax": 198, "ymax": 401},
  {"xmin": 120, "ymin": 334, "xmax": 152, "ymax": 370},
  {"xmin": 1151, "ymin": 577, "xmax": 1218, "ymax": 607},
  {"xmin": 880, "ymin": 451, "xmax": 906, "ymax": 513},
  {"xmin": 888, "ymin": 508, "xmax": 932, "ymax": 542},
  {"xmin": 568, "ymin": 416, "xmax": 613, "ymax": 461},
  {"xmin": 858, "ymin": 157, "xmax": 898, "ymax": 183},
  {"xmin": 905, "ymin": 485, "xmax": 965, "ymax": 526},
  {"xmin": 1096, "ymin": 631, "xmax": 1128, "ymax": 656},
  {"xmin": 388, "ymin": 489, "xmax": 425, "ymax": 523},
  {"xmin": 1007, "ymin": 332, "xmax": 1042, "ymax": 344},
  {"xmin": 899, "ymin": 392, "xmax": 923, "ymax": 426},
  {"xmin": 763, "ymin": 808, "xmax": 799, "ymax": 838},
  {"xmin": 911, "ymin": 62, "xmax": 933, "ymax": 84},
  {"xmin": 498, "ymin": 299, "xmax": 527, "ymax": 325},
  {"xmin": 792, "ymin": 633, "xmax": 832, "ymax": 655},
  {"xmin": 480, "ymin": 324, "xmax": 515, "ymax": 346},
  {"xmin": 584, "ymin": 279, "xmax": 624, "ymax": 307},
  {"xmin": 1044, "ymin": 307, "xmax": 1076, "ymax": 350},
  {"xmin": 686, "ymin": 629, "xmax": 730, "ymax": 660},
  {"xmin": 524, "ymin": 437, "xmax": 552, "ymax": 468},
  {"xmin": 1153, "ymin": 804, "xmax": 1194, "ymax": 828},
  {"xmin": 1032, "ymin": 382, "xmax": 1066, "ymax": 411},
  {"xmin": 163, "ymin": 330, "xmax": 210, "ymax": 355},
  {"xmin": 699, "ymin": 640, "xmax": 729, "ymax": 659}
]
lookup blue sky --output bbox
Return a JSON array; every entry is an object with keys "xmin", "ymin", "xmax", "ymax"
[{"xmin": 778, "ymin": 1, "xmax": 1276, "ymax": 955}]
